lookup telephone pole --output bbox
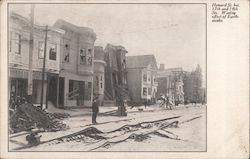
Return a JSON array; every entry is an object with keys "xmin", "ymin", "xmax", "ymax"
[
  {"xmin": 40, "ymin": 25, "xmax": 48, "ymax": 109},
  {"xmin": 27, "ymin": 4, "xmax": 35, "ymax": 103}
]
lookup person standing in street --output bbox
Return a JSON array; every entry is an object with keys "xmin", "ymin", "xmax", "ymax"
[{"xmin": 92, "ymin": 96, "xmax": 99, "ymax": 124}]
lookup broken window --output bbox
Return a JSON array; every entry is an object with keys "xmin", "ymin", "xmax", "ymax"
[
  {"xmin": 38, "ymin": 41, "xmax": 44, "ymax": 59},
  {"xmin": 80, "ymin": 49, "xmax": 86, "ymax": 65},
  {"xmin": 49, "ymin": 43, "xmax": 57, "ymax": 60},
  {"xmin": 64, "ymin": 44, "xmax": 70, "ymax": 62},
  {"xmin": 87, "ymin": 49, "xmax": 92, "ymax": 65},
  {"xmin": 10, "ymin": 32, "xmax": 21, "ymax": 54}
]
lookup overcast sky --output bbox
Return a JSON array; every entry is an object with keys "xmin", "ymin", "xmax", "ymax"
[{"xmin": 9, "ymin": 4, "xmax": 206, "ymax": 77}]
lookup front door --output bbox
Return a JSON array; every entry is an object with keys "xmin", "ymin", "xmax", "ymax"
[
  {"xmin": 77, "ymin": 81, "xmax": 85, "ymax": 106},
  {"xmin": 58, "ymin": 77, "xmax": 64, "ymax": 107}
]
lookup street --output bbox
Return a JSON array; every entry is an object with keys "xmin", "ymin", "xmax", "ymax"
[{"xmin": 10, "ymin": 104, "xmax": 206, "ymax": 151}]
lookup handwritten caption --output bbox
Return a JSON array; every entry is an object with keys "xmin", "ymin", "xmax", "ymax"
[{"xmin": 212, "ymin": 3, "xmax": 239, "ymax": 22}]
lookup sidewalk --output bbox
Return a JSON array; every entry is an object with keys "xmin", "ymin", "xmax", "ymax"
[{"xmin": 45, "ymin": 102, "xmax": 118, "ymax": 117}]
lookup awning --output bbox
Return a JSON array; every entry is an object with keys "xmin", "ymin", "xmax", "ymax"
[{"xmin": 9, "ymin": 68, "xmax": 48, "ymax": 80}]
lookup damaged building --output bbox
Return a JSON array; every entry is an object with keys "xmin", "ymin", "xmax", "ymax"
[
  {"xmin": 156, "ymin": 65, "xmax": 185, "ymax": 105},
  {"xmin": 54, "ymin": 19, "xmax": 96, "ymax": 108},
  {"xmin": 104, "ymin": 44, "xmax": 130, "ymax": 106}
]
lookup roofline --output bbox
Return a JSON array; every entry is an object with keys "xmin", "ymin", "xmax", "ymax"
[{"xmin": 10, "ymin": 12, "xmax": 65, "ymax": 35}]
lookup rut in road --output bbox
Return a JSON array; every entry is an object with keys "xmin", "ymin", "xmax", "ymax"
[{"xmin": 15, "ymin": 115, "xmax": 202, "ymax": 151}]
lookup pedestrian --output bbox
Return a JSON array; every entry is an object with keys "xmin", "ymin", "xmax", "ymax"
[
  {"xmin": 92, "ymin": 96, "xmax": 99, "ymax": 124},
  {"xmin": 159, "ymin": 94, "xmax": 166, "ymax": 108},
  {"xmin": 144, "ymin": 99, "xmax": 147, "ymax": 109},
  {"xmin": 166, "ymin": 95, "xmax": 169, "ymax": 109}
]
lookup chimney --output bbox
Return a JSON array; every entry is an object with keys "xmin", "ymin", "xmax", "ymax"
[{"xmin": 159, "ymin": 64, "xmax": 165, "ymax": 70}]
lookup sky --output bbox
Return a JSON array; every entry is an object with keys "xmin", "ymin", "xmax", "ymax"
[{"xmin": 9, "ymin": 4, "xmax": 206, "ymax": 78}]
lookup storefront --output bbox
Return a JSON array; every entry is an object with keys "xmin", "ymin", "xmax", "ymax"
[
  {"xmin": 9, "ymin": 68, "xmax": 59, "ymax": 107},
  {"xmin": 58, "ymin": 72, "xmax": 93, "ymax": 108}
]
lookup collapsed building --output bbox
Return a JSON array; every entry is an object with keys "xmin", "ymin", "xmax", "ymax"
[
  {"xmin": 156, "ymin": 65, "xmax": 184, "ymax": 105},
  {"xmin": 103, "ymin": 44, "xmax": 130, "ymax": 106}
]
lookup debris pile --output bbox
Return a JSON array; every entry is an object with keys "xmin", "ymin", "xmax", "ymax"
[{"xmin": 9, "ymin": 103, "xmax": 70, "ymax": 133}]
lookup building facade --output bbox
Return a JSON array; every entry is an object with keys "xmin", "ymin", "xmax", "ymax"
[
  {"xmin": 156, "ymin": 66, "xmax": 184, "ymax": 105},
  {"xmin": 126, "ymin": 55, "xmax": 158, "ymax": 103},
  {"xmin": 54, "ymin": 19, "xmax": 96, "ymax": 107},
  {"xmin": 93, "ymin": 46, "xmax": 106, "ymax": 106},
  {"xmin": 8, "ymin": 12, "xmax": 64, "ymax": 107},
  {"xmin": 104, "ymin": 43, "xmax": 129, "ymax": 106}
]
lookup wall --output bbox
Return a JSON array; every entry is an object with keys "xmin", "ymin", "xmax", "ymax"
[{"xmin": 127, "ymin": 68, "xmax": 142, "ymax": 102}]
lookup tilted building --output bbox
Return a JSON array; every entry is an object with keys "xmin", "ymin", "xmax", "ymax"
[
  {"xmin": 104, "ymin": 43, "xmax": 130, "ymax": 106},
  {"xmin": 54, "ymin": 19, "xmax": 96, "ymax": 108}
]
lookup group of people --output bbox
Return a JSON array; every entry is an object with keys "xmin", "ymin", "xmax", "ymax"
[{"xmin": 159, "ymin": 94, "xmax": 173, "ymax": 110}]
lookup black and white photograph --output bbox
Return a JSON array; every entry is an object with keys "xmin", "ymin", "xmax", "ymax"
[{"xmin": 7, "ymin": 2, "xmax": 209, "ymax": 152}]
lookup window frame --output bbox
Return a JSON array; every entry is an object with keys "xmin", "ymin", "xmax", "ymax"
[
  {"xmin": 10, "ymin": 31, "xmax": 21, "ymax": 54},
  {"xmin": 38, "ymin": 41, "xmax": 45, "ymax": 59},
  {"xmin": 64, "ymin": 44, "xmax": 70, "ymax": 62},
  {"xmin": 49, "ymin": 43, "xmax": 57, "ymax": 61}
]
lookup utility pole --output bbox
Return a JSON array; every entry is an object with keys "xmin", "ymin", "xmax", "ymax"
[
  {"xmin": 40, "ymin": 25, "xmax": 48, "ymax": 109},
  {"xmin": 27, "ymin": 4, "xmax": 35, "ymax": 103}
]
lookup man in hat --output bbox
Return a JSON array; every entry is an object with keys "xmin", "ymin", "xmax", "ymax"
[{"xmin": 92, "ymin": 96, "xmax": 99, "ymax": 124}]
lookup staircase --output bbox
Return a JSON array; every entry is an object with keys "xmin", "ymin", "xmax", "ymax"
[
  {"xmin": 115, "ymin": 84, "xmax": 131, "ymax": 102},
  {"xmin": 104, "ymin": 90, "xmax": 113, "ymax": 100}
]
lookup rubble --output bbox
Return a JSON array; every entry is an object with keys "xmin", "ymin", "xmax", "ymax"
[{"xmin": 9, "ymin": 103, "xmax": 70, "ymax": 133}]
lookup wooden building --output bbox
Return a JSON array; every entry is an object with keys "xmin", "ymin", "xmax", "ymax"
[
  {"xmin": 8, "ymin": 12, "xmax": 64, "ymax": 107},
  {"xmin": 104, "ymin": 43, "xmax": 130, "ymax": 106},
  {"xmin": 156, "ymin": 66, "xmax": 184, "ymax": 105},
  {"xmin": 54, "ymin": 19, "xmax": 96, "ymax": 108},
  {"xmin": 126, "ymin": 55, "xmax": 158, "ymax": 103}
]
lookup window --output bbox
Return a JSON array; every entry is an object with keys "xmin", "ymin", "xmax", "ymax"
[
  {"xmin": 64, "ymin": 44, "xmax": 70, "ymax": 62},
  {"xmin": 100, "ymin": 75, "xmax": 103, "ymax": 89},
  {"xmin": 87, "ymin": 49, "xmax": 92, "ymax": 65},
  {"xmin": 148, "ymin": 88, "xmax": 152, "ymax": 95},
  {"xmin": 95, "ymin": 76, "xmax": 99, "ymax": 88},
  {"xmin": 10, "ymin": 32, "xmax": 21, "ymax": 54},
  {"xmin": 122, "ymin": 59, "xmax": 126, "ymax": 69},
  {"xmin": 49, "ymin": 44, "xmax": 57, "ymax": 60},
  {"xmin": 148, "ymin": 73, "xmax": 151, "ymax": 82},
  {"xmin": 38, "ymin": 42, "xmax": 45, "ymax": 58},
  {"xmin": 80, "ymin": 49, "xmax": 86, "ymax": 65},
  {"xmin": 143, "ymin": 73, "xmax": 147, "ymax": 82},
  {"xmin": 143, "ymin": 87, "xmax": 147, "ymax": 96}
]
